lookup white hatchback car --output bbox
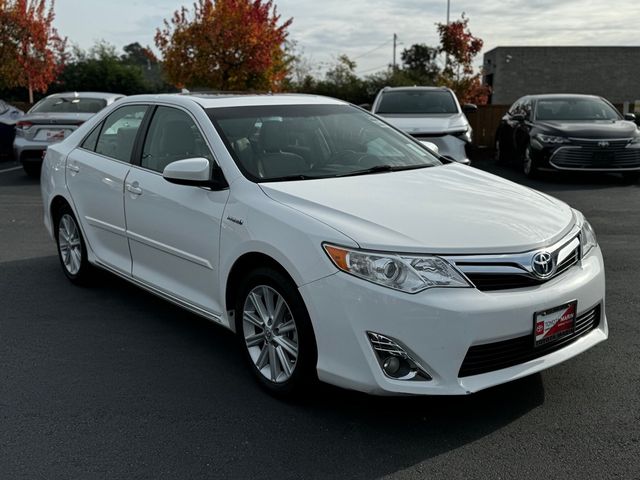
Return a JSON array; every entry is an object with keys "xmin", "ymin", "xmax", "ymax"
[{"xmin": 41, "ymin": 94, "xmax": 607, "ymax": 397}]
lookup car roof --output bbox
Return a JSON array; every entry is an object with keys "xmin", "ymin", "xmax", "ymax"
[
  {"xmin": 527, "ymin": 94, "xmax": 603, "ymax": 101},
  {"xmin": 380, "ymin": 86, "xmax": 451, "ymax": 93},
  {"xmin": 116, "ymin": 93, "xmax": 348, "ymax": 109},
  {"xmin": 45, "ymin": 92, "xmax": 124, "ymax": 100}
]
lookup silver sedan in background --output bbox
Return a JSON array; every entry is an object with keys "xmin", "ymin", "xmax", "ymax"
[{"xmin": 14, "ymin": 92, "xmax": 123, "ymax": 177}]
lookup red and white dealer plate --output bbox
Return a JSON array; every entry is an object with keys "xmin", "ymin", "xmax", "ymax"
[{"xmin": 534, "ymin": 301, "xmax": 577, "ymax": 347}]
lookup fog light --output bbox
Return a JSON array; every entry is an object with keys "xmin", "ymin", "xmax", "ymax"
[
  {"xmin": 367, "ymin": 332, "xmax": 432, "ymax": 381},
  {"xmin": 383, "ymin": 356, "xmax": 401, "ymax": 376}
]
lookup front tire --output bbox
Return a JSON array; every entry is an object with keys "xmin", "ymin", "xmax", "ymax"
[
  {"xmin": 235, "ymin": 267, "xmax": 317, "ymax": 397},
  {"xmin": 55, "ymin": 206, "xmax": 94, "ymax": 284},
  {"xmin": 523, "ymin": 144, "xmax": 540, "ymax": 178}
]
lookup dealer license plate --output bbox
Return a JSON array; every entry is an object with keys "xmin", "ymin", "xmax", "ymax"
[{"xmin": 534, "ymin": 301, "xmax": 577, "ymax": 347}]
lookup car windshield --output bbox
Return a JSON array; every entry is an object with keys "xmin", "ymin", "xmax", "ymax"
[
  {"xmin": 376, "ymin": 90, "xmax": 458, "ymax": 114},
  {"xmin": 30, "ymin": 97, "xmax": 108, "ymax": 114},
  {"xmin": 535, "ymin": 98, "xmax": 621, "ymax": 121},
  {"xmin": 208, "ymin": 104, "xmax": 441, "ymax": 182}
]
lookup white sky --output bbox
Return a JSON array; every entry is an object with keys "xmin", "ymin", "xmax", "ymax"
[{"xmin": 54, "ymin": 0, "xmax": 640, "ymax": 76}]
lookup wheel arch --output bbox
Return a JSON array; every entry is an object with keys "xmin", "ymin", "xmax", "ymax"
[{"xmin": 224, "ymin": 252, "xmax": 301, "ymax": 333}]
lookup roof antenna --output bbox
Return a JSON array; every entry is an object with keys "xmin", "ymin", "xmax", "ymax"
[{"xmin": 181, "ymin": 88, "xmax": 190, "ymax": 94}]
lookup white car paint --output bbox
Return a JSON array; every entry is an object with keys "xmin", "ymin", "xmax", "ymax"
[{"xmin": 41, "ymin": 93, "xmax": 607, "ymax": 396}]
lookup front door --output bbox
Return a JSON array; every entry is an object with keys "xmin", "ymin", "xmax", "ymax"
[
  {"xmin": 66, "ymin": 104, "xmax": 149, "ymax": 275},
  {"xmin": 124, "ymin": 105, "xmax": 229, "ymax": 314}
]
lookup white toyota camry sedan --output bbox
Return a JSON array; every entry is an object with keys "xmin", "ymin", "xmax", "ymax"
[{"xmin": 41, "ymin": 93, "xmax": 607, "ymax": 396}]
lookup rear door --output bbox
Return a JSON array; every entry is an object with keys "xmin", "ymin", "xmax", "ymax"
[
  {"xmin": 124, "ymin": 105, "xmax": 229, "ymax": 314},
  {"xmin": 66, "ymin": 104, "xmax": 149, "ymax": 275}
]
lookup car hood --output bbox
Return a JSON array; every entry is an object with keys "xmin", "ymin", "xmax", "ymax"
[
  {"xmin": 377, "ymin": 113, "xmax": 468, "ymax": 135},
  {"xmin": 535, "ymin": 119, "xmax": 638, "ymax": 139},
  {"xmin": 260, "ymin": 164, "xmax": 576, "ymax": 254},
  {"xmin": 21, "ymin": 112, "xmax": 95, "ymax": 124}
]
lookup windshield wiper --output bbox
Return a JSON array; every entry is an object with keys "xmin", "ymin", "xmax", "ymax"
[
  {"xmin": 265, "ymin": 174, "xmax": 317, "ymax": 182},
  {"xmin": 335, "ymin": 163, "xmax": 431, "ymax": 178}
]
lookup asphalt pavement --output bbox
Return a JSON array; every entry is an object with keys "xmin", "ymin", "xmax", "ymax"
[{"xmin": 0, "ymin": 155, "xmax": 638, "ymax": 479}]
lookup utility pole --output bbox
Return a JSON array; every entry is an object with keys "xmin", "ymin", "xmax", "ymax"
[
  {"xmin": 392, "ymin": 33, "xmax": 398, "ymax": 71},
  {"xmin": 444, "ymin": 0, "xmax": 450, "ymax": 71}
]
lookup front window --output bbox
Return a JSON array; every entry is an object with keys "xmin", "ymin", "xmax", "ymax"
[
  {"xmin": 535, "ymin": 98, "xmax": 621, "ymax": 121},
  {"xmin": 376, "ymin": 90, "xmax": 458, "ymax": 115},
  {"xmin": 30, "ymin": 97, "xmax": 108, "ymax": 114},
  {"xmin": 208, "ymin": 104, "xmax": 441, "ymax": 182}
]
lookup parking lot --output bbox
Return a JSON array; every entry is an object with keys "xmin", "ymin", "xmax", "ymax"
[{"xmin": 0, "ymin": 154, "xmax": 639, "ymax": 479}]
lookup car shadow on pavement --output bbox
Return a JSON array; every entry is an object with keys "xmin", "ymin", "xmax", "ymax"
[{"xmin": 1, "ymin": 255, "xmax": 545, "ymax": 479}]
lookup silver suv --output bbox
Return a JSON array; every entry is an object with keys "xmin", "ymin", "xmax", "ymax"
[{"xmin": 371, "ymin": 86, "xmax": 477, "ymax": 164}]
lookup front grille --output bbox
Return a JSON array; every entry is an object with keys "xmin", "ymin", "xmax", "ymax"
[
  {"xmin": 454, "ymin": 241, "xmax": 581, "ymax": 292},
  {"xmin": 458, "ymin": 304, "xmax": 601, "ymax": 377},
  {"xmin": 551, "ymin": 138, "xmax": 640, "ymax": 170}
]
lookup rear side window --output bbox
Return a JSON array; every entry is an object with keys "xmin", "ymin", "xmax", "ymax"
[
  {"xmin": 81, "ymin": 124, "xmax": 101, "ymax": 151},
  {"xmin": 141, "ymin": 106, "xmax": 213, "ymax": 173},
  {"xmin": 94, "ymin": 105, "xmax": 148, "ymax": 162}
]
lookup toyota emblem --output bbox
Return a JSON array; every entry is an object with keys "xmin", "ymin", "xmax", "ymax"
[
  {"xmin": 532, "ymin": 251, "xmax": 555, "ymax": 278},
  {"xmin": 597, "ymin": 141, "xmax": 610, "ymax": 148}
]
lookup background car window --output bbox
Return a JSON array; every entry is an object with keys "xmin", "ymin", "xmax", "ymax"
[
  {"xmin": 30, "ymin": 97, "xmax": 108, "ymax": 114},
  {"xmin": 141, "ymin": 106, "xmax": 213, "ymax": 173},
  {"xmin": 377, "ymin": 90, "xmax": 458, "ymax": 114},
  {"xmin": 81, "ymin": 123, "xmax": 102, "ymax": 151},
  {"xmin": 508, "ymin": 100, "xmax": 523, "ymax": 116},
  {"xmin": 94, "ymin": 105, "xmax": 148, "ymax": 162},
  {"xmin": 535, "ymin": 98, "xmax": 621, "ymax": 121}
]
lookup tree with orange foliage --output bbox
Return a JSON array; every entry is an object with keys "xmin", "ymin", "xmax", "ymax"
[
  {"xmin": 155, "ymin": 0, "xmax": 292, "ymax": 92},
  {"xmin": 0, "ymin": 0, "xmax": 66, "ymax": 102},
  {"xmin": 437, "ymin": 14, "xmax": 490, "ymax": 105}
]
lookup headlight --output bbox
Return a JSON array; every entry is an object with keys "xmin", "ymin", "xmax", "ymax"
[
  {"xmin": 453, "ymin": 127, "xmax": 472, "ymax": 143},
  {"xmin": 535, "ymin": 134, "xmax": 569, "ymax": 144},
  {"xmin": 323, "ymin": 244, "xmax": 471, "ymax": 293},
  {"xmin": 629, "ymin": 135, "xmax": 640, "ymax": 145},
  {"xmin": 580, "ymin": 220, "xmax": 597, "ymax": 258}
]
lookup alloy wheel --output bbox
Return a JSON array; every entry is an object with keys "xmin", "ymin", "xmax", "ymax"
[
  {"xmin": 242, "ymin": 285, "xmax": 299, "ymax": 383},
  {"xmin": 58, "ymin": 214, "xmax": 82, "ymax": 275}
]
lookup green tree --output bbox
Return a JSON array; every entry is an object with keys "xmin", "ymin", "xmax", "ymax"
[
  {"xmin": 53, "ymin": 42, "xmax": 149, "ymax": 95},
  {"xmin": 400, "ymin": 44, "xmax": 439, "ymax": 84}
]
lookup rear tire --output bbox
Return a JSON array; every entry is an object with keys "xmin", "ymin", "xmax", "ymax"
[
  {"xmin": 54, "ymin": 205, "xmax": 95, "ymax": 285},
  {"xmin": 23, "ymin": 162, "xmax": 41, "ymax": 178},
  {"xmin": 235, "ymin": 267, "xmax": 318, "ymax": 398}
]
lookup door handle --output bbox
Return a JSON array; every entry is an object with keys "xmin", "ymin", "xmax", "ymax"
[
  {"xmin": 67, "ymin": 164, "xmax": 80, "ymax": 174},
  {"xmin": 126, "ymin": 183, "xmax": 143, "ymax": 196}
]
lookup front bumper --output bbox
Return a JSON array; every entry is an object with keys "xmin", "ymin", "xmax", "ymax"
[
  {"xmin": 531, "ymin": 139, "xmax": 640, "ymax": 172},
  {"xmin": 299, "ymin": 246, "xmax": 606, "ymax": 395}
]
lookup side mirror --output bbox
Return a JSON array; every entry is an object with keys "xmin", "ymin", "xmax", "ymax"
[
  {"xmin": 624, "ymin": 113, "xmax": 636, "ymax": 122},
  {"xmin": 462, "ymin": 103, "xmax": 478, "ymax": 114},
  {"xmin": 419, "ymin": 140, "xmax": 439, "ymax": 154},
  {"xmin": 162, "ymin": 157, "xmax": 228, "ymax": 190},
  {"xmin": 358, "ymin": 103, "xmax": 372, "ymax": 111},
  {"xmin": 511, "ymin": 113, "xmax": 526, "ymax": 122}
]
